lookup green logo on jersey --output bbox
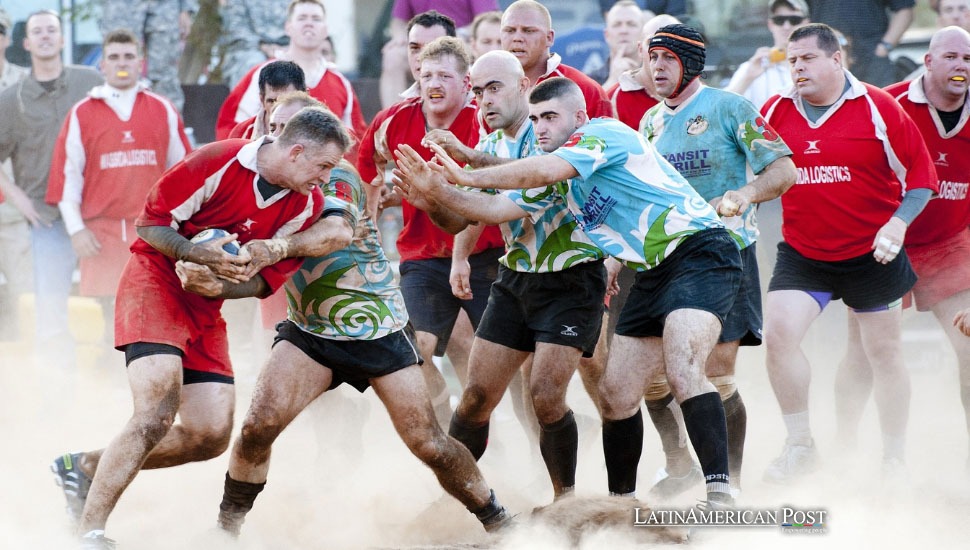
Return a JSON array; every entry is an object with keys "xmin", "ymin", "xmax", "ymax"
[{"xmin": 288, "ymin": 265, "xmax": 393, "ymax": 339}]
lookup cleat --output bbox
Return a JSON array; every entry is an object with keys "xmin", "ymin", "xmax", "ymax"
[
  {"xmin": 481, "ymin": 507, "xmax": 516, "ymax": 534},
  {"xmin": 648, "ymin": 463, "xmax": 704, "ymax": 500},
  {"xmin": 52, "ymin": 453, "xmax": 92, "ymax": 523},
  {"xmin": 79, "ymin": 530, "xmax": 116, "ymax": 550},
  {"xmin": 763, "ymin": 441, "xmax": 819, "ymax": 484}
]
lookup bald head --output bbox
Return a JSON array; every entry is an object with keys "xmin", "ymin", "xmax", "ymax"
[
  {"xmin": 641, "ymin": 14, "xmax": 681, "ymax": 43},
  {"xmin": 929, "ymin": 25, "xmax": 970, "ymax": 52},
  {"xmin": 924, "ymin": 26, "xmax": 970, "ymax": 106},
  {"xmin": 503, "ymin": 0, "xmax": 552, "ymax": 30},
  {"xmin": 472, "ymin": 49, "xmax": 525, "ymax": 81}
]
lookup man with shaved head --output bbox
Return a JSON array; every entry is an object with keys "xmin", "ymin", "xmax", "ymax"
[
  {"xmin": 399, "ymin": 76, "xmax": 744, "ymax": 508},
  {"xmin": 837, "ymin": 26, "xmax": 970, "ymax": 470},
  {"xmin": 501, "ymin": 0, "xmax": 612, "ymax": 119},
  {"xmin": 607, "ymin": 13, "xmax": 680, "ymax": 129},
  {"xmin": 411, "ymin": 50, "xmax": 611, "ymax": 500}
]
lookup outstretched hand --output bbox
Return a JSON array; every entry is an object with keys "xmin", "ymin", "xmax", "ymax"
[
  {"xmin": 425, "ymin": 142, "xmax": 474, "ymax": 187},
  {"xmin": 422, "ymin": 129, "xmax": 470, "ymax": 165}
]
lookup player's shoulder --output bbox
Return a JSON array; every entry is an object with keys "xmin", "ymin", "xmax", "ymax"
[
  {"xmin": 760, "ymin": 93, "xmax": 790, "ymax": 117},
  {"xmin": 182, "ymin": 139, "xmax": 249, "ymax": 171},
  {"xmin": 374, "ymin": 97, "xmax": 422, "ymax": 124},
  {"xmin": 556, "ymin": 62, "xmax": 602, "ymax": 89},
  {"xmin": 883, "ymin": 80, "xmax": 911, "ymax": 98}
]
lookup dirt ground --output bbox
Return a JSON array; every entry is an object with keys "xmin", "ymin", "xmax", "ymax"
[{"xmin": 1, "ymin": 294, "xmax": 967, "ymax": 549}]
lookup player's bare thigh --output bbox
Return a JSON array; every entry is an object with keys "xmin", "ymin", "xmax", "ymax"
[
  {"xmin": 457, "ymin": 337, "xmax": 531, "ymax": 423},
  {"xmin": 243, "ymin": 339, "xmax": 334, "ymax": 431},
  {"xmin": 599, "ymin": 335, "xmax": 664, "ymax": 420}
]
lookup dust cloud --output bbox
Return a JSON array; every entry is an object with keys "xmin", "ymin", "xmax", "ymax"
[{"xmin": 1, "ymin": 294, "xmax": 966, "ymax": 549}]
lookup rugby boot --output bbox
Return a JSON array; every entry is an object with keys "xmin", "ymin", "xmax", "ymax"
[{"xmin": 51, "ymin": 452, "xmax": 92, "ymax": 523}]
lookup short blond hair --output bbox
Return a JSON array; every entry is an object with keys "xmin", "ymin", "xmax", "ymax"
[
  {"xmin": 417, "ymin": 36, "xmax": 472, "ymax": 75},
  {"xmin": 272, "ymin": 90, "xmax": 324, "ymax": 113}
]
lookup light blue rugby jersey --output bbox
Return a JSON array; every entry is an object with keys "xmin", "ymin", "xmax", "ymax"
[
  {"xmin": 472, "ymin": 121, "xmax": 604, "ymax": 273},
  {"xmin": 640, "ymin": 86, "xmax": 792, "ymax": 248},
  {"xmin": 548, "ymin": 118, "xmax": 728, "ymax": 271}
]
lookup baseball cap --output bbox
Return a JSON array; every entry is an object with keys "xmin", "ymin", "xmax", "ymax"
[{"xmin": 770, "ymin": 0, "xmax": 809, "ymax": 14}]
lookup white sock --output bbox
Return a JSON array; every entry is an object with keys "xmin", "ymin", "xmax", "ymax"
[
  {"xmin": 783, "ymin": 411, "xmax": 812, "ymax": 446},
  {"xmin": 883, "ymin": 433, "xmax": 906, "ymax": 461}
]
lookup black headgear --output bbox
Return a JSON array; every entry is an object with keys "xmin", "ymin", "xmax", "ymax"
[{"xmin": 648, "ymin": 24, "xmax": 706, "ymax": 98}]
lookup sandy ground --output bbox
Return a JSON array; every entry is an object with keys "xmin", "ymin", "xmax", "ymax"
[{"xmin": 1, "ymin": 294, "xmax": 968, "ymax": 550}]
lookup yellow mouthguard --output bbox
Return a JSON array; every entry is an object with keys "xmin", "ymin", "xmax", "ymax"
[{"xmin": 116, "ymin": 70, "xmax": 130, "ymax": 77}]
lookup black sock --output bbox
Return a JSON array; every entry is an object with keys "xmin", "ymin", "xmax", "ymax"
[
  {"xmin": 539, "ymin": 410, "xmax": 578, "ymax": 495},
  {"xmin": 470, "ymin": 489, "xmax": 505, "ymax": 525},
  {"xmin": 448, "ymin": 412, "xmax": 489, "ymax": 460},
  {"xmin": 218, "ymin": 473, "xmax": 266, "ymax": 535},
  {"xmin": 722, "ymin": 391, "xmax": 747, "ymax": 486},
  {"xmin": 680, "ymin": 392, "xmax": 730, "ymax": 493},
  {"xmin": 646, "ymin": 394, "xmax": 690, "ymax": 474},
  {"xmin": 602, "ymin": 409, "xmax": 643, "ymax": 495}
]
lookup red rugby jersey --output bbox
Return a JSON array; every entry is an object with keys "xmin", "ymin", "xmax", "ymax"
[
  {"xmin": 885, "ymin": 77, "xmax": 970, "ymax": 247},
  {"xmin": 538, "ymin": 55, "xmax": 612, "ymax": 119},
  {"xmin": 135, "ymin": 137, "xmax": 323, "ymax": 293},
  {"xmin": 228, "ymin": 115, "xmax": 257, "ymax": 140},
  {"xmin": 215, "ymin": 60, "xmax": 366, "ymax": 142},
  {"xmin": 762, "ymin": 73, "xmax": 938, "ymax": 261},
  {"xmin": 47, "ymin": 85, "xmax": 190, "ymax": 222},
  {"xmin": 358, "ymin": 97, "xmax": 504, "ymax": 261},
  {"xmin": 607, "ymin": 71, "xmax": 660, "ymax": 130}
]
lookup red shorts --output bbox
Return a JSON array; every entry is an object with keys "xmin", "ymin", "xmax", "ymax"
[
  {"xmin": 114, "ymin": 252, "xmax": 233, "ymax": 377},
  {"xmin": 905, "ymin": 228, "xmax": 970, "ymax": 312},
  {"xmin": 79, "ymin": 218, "xmax": 136, "ymax": 297}
]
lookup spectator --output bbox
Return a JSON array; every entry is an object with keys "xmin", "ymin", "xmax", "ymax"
[
  {"xmin": 0, "ymin": 10, "xmax": 104, "ymax": 365},
  {"xmin": 0, "ymin": 8, "xmax": 31, "ymax": 341},
  {"xmin": 590, "ymin": 0, "xmax": 647, "ymax": 89},
  {"xmin": 46, "ymin": 29, "xmax": 191, "ymax": 347},
  {"xmin": 218, "ymin": 0, "xmax": 290, "ymax": 88},
  {"xmin": 599, "ymin": 0, "xmax": 687, "ymax": 18},
  {"xmin": 101, "ymin": 0, "xmax": 196, "ymax": 112},
  {"xmin": 806, "ymin": 0, "xmax": 914, "ymax": 87},
  {"xmin": 726, "ymin": 0, "xmax": 810, "ymax": 111},
  {"xmin": 469, "ymin": 11, "xmax": 502, "ymax": 59},
  {"xmin": 935, "ymin": 0, "xmax": 970, "ymax": 32},
  {"xmin": 606, "ymin": 13, "xmax": 679, "ymax": 129},
  {"xmin": 215, "ymin": 0, "xmax": 365, "ymax": 150},
  {"xmin": 380, "ymin": 10, "xmax": 457, "ymax": 108},
  {"xmin": 382, "ymin": 1, "xmax": 498, "ymax": 106}
]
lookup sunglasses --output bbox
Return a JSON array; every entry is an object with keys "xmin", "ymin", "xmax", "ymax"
[
  {"xmin": 0, "ymin": 26, "xmax": 6, "ymax": 36},
  {"xmin": 771, "ymin": 15, "xmax": 806, "ymax": 25}
]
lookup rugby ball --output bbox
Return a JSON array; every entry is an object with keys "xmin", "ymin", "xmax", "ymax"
[{"xmin": 190, "ymin": 228, "xmax": 241, "ymax": 255}]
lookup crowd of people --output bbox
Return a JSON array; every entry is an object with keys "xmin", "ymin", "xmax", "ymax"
[{"xmin": 0, "ymin": 0, "xmax": 968, "ymax": 548}]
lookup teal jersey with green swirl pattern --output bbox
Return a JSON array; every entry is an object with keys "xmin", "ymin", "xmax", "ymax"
[
  {"xmin": 283, "ymin": 164, "xmax": 408, "ymax": 340},
  {"xmin": 640, "ymin": 86, "xmax": 792, "ymax": 248},
  {"xmin": 549, "ymin": 118, "xmax": 729, "ymax": 271},
  {"xmin": 474, "ymin": 122, "xmax": 604, "ymax": 272}
]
